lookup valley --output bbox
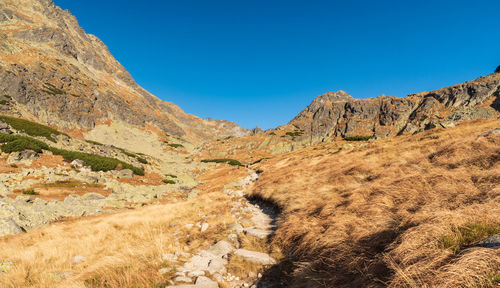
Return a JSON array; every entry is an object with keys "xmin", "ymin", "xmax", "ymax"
[{"xmin": 0, "ymin": 0, "xmax": 499, "ymax": 287}]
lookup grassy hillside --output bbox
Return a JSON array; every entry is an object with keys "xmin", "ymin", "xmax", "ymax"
[{"xmin": 249, "ymin": 119, "xmax": 500, "ymax": 287}]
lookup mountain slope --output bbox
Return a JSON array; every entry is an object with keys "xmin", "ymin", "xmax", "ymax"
[
  {"xmin": 289, "ymin": 73, "xmax": 500, "ymax": 143},
  {"xmin": 250, "ymin": 119, "xmax": 500, "ymax": 287},
  {"xmin": 0, "ymin": 0, "xmax": 248, "ymax": 144}
]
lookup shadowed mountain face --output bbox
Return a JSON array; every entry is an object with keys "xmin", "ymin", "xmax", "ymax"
[
  {"xmin": 290, "ymin": 74, "xmax": 500, "ymax": 142},
  {"xmin": 0, "ymin": 0, "xmax": 248, "ymax": 142}
]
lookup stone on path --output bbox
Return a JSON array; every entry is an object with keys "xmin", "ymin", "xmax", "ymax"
[
  {"xmin": 195, "ymin": 276, "xmax": 219, "ymax": 288},
  {"xmin": 165, "ymin": 275, "xmax": 219, "ymax": 288},
  {"xmin": 234, "ymin": 249, "xmax": 276, "ymax": 265},
  {"xmin": 174, "ymin": 276, "xmax": 192, "ymax": 283},
  {"xmin": 243, "ymin": 228, "xmax": 270, "ymax": 240},
  {"xmin": 207, "ymin": 240, "xmax": 234, "ymax": 257}
]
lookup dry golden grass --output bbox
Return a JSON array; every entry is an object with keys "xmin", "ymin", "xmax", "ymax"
[
  {"xmin": 0, "ymin": 188, "xmax": 239, "ymax": 288},
  {"xmin": 249, "ymin": 119, "xmax": 500, "ymax": 287}
]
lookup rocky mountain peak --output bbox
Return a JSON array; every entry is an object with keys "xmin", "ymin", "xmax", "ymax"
[
  {"xmin": 288, "ymin": 73, "xmax": 500, "ymax": 142},
  {"xmin": 0, "ymin": 0, "xmax": 249, "ymax": 142},
  {"xmin": 317, "ymin": 90, "xmax": 353, "ymax": 102}
]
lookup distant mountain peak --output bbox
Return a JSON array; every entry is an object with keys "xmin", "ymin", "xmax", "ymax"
[{"xmin": 289, "ymin": 73, "xmax": 500, "ymax": 142}]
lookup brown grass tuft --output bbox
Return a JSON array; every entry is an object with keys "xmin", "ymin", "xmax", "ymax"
[{"xmin": 249, "ymin": 119, "xmax": 500, "ymax": 287}]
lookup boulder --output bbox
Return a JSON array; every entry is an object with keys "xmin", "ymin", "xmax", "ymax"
[
  {"xmin": 0, "ymin": 121, "xmax": 12, "ymax": 134},
  {"xmin": 227, "ymin": 233, "xmax": 240, "ymax": 248},
  {"xmin": 200, "ymin": 223, "xmax": 209, "ymax": 232},
  {"xmin": 0, "ymin": 218, "xmax": 24, "ymax": 236},
  {"xmin": 243, "ymin": 228, "xmax": 269, "ymax": 240},
  {"xmin": 70, "ymin": 159, "xmax": 84, "ymax": 169},
  {"xmin": 234, "ymin": 249, "xmax": 276, "ymax": 265},
  {"xmin": 206, "ymin": 240, "xmax": 233, "ymax": 257},
  {"xmin": 116, "ymin": 169, "xmax": 134, "ymax": 178},
  {"xmin": 0, "ymin": 262, "xmax": 13, "ymax": 274},
  {"xmin": 476, "ymin": 235, "xmax": 500, "ymax": 249},
  {"xmin": 7, "ymin": 150, "xmax": 38, "ymax": 164}
]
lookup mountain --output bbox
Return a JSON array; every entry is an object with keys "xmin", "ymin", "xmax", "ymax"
[
  {"xmin": 0, "ymin": 0, "xmax": 248, "ymax": 144},
  {"xmin": 289, "ymin": 73, "xmax": 500, "ymax": 142}
]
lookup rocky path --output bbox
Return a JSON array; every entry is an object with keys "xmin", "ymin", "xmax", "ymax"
[{"xmin": 163, "ymin": 170, "xmax": 278, "ymax": 288}]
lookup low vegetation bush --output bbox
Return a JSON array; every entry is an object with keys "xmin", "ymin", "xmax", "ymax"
[
  {"xmin": 343, "ymin": 135, "xmax": 372, "ymax": 141},
  {"xmin": 85, "ymin": 139, "xmax": 104, "ymax": 146},
  {"xmin": 21, "ymin": 189, "xmax": 39, "ymax": 195},
  {"xmin": 164, "ymin": 174, "xmax": 177, "ymax": 178},
  {"xmin": 117, "ymin": 147, "xmax": 148, "ymax": 164},
  {"xmin": 167, "ymin": 143, "xmax": 184, "ymax": 148},
  {"xmin": 162, "ymin": 179, "xmax": 175, "ymax": 184},
  {"xmin": 439, "ymin": 222, "xmax": 500, "ymax": 253},
  {"xmin": 0, "ymin": 133, "xmax": 144, "ymax": 175},
  {"xmin": 49, "ymin": 147, "xmax": 144, "ymax": 176},
  {"xmin": 495, "ymin": 65, "xmax": 500, "ymax": 73},
  {"xmin": 0, "ymin": 100, "xmax": 8, "ymax": 105},
  {"xmin": 201, "ymin": 158, "xmax": 244, "ymax": 166},
  {"xmin": 250, "ymin": 158, "xmax": 270, "ymax": 165},
  {"xmin": 41, "ymin": 83, "xmax": 65, "ymax": 96},
  {"xmin": 0, "ymin": 115, "xmax": 66, "ymax": 142},
  {"xmin": 286, "ymin": 131, "xmax": 303, "ymax": 137},
  {"xmin": 136, "ymin": 157, "xmax": 148, "ymax": 164},
  {"xmin": 0, "ymin": 133, "xmax": 49, "ymax": 153}
]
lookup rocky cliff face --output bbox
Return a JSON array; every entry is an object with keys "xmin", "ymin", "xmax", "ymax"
[
  {"xmin": 0, "ymin": 0, "xmax": 248, "ymax": 143},
  {"xmin": 289, "ymin": 73, "xmax": 500, "ymax": 142}
]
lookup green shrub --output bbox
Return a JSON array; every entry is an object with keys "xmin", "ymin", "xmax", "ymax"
[
  {"xmin": 269, "ymin": 132, "xmax": 276, "ymax": 135},
  {"xmin": 21, "ymin": 189, "xmax": 39, "ymax": 195},
  {"xmin": 439, "ymin": 222, "xmax": 500, "ymax": 253},
  {"xmin": 168, "ymin": 143, "xmax": 184, "ymax": 148},
  {"xmin": 286, "ymin": 131, "xmax": 303, "ymax": 137},
  {"xmin": 201, "ymin": 158, "xmax": 244, "ymax": 166},
  {"xmin": 117, "ymin": 147, "xmax": 148, "ymax": 164},
  {"xmin": 162, "ymin": 179, "xmax": 176, "ymax": 184},
  {"xmin": 85, "ymin": 139, "xmax": 104, "ymax": 146},
  {"xmin": 495, "ymin": 65, "xmax": 500, "ymax": 73},
  {"xmin": 487, "ymin": 273, "xmax": 500, "ymax": 285},
  {"xmin": 0, "ymin": 115, "xmax": 66, "ymax": 142},
  {"xmin": 420, "ymin": 115, "xmax": 428, "ymax": 121},
  {"xmin": 41, "ymin": 83, "xmax": 65, "ymax": 95},
  {"xmin": 164, "ymin": 174, "xmax": 177, "ymax": 178},
  {"xmin": 49, "ymin": 147, "xmax": 144, "ymax": 176},
  {"xmin": 0, "ymin": 133, "xmax": 49, "ymax": 153},
  {"xmin": 343, "ymin": 135, "xmax": 372, "ymax": 141},
  {"xmin": 0, "ymin": 100, "xmax": 8, "ymax": 105},
  {"xmin": 250, "ymin": 158, "xmax": 270, "ymax": 165}
]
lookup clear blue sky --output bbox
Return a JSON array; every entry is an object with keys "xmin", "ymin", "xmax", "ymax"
[{"xmin": 54, "ymin": 0, "xmax": 500, "ymax": 129}]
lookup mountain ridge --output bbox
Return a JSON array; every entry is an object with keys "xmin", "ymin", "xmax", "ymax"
[
  {"xmin": 288, "ymin": 72, "xmax": 500, "ymax": 142},
  {"xmin": 0, "ymin": 0, "xmax": 249, "ymax": 144}
]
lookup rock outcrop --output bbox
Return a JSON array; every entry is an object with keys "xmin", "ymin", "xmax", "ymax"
[
  {"xmin": 289, "ymin": 74, "xmax": 500, "ymax": 143},
  {"xmin": 0, "ymin": 0, "xmax": 248, "ymax": 143}
]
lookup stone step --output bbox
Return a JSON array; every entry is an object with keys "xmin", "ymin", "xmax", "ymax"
[{"xmin": 234, "ymin": 249, "xmax": 276, "ymax": 265}]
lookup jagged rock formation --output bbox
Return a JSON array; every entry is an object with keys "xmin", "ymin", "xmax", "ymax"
[
  {"xmin": 0, "ymin": 0, "xmax": 248, "ymax": 142},
  {"xmin": 290, "ymin": 74, "xmax": 500, "ymax": 142}
]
